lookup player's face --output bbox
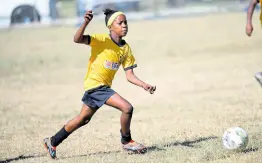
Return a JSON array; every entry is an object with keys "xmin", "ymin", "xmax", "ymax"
[{"xmin": 111, "ymin": 15, "xmax": 128, "ymax": 37}]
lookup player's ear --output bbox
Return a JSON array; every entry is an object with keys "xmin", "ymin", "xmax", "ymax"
[{"xmin": 108, "ymin": 25, "xmax": 113, "ymax": 31}]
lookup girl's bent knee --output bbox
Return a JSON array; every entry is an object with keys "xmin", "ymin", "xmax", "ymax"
[
  {"xmin": 79, "ymin": 116, "xmax": 92, "ymax": 126},
  {"xmin": 123, "ymin": 105, "xmax": 133, "ymax": 114}
]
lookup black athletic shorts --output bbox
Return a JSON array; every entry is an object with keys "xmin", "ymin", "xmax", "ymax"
[{"xmin": 81, "ymin": 85, "xmax": 115, "ymax": 110}]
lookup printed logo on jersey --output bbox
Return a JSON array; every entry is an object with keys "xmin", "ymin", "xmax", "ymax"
[{"xmin": 104, "ymin": 60, "xmax": 120, "ymax": 70}]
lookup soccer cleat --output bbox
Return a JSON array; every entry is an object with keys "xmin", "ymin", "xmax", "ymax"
[
  {"xmin": 43, "ymin": 137, "xmax": 57, "ymax": 159},
  {"xmin": 254, "ymin": 72, "xmax": 262, "ymax": 87},
  {"xmin": 122, "ymin": 140, "xmax": 147, "ymax": 154}
]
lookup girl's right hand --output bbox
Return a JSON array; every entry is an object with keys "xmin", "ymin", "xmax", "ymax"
[
  {"xmin": 84, "ymin": 10, "xmax": 93, "ymax": 23},
  {"xmin": 246, "ymin": 23, "xmax": 253, "ymax": 37}
]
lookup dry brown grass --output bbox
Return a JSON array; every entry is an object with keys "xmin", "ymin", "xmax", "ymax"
[{"xmin": 0, "ymin": 12, "xmax": 262, "ymax": 162}]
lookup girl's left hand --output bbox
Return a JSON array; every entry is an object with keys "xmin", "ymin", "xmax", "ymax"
[
  {"xmin": 246, "ymin": 23, "xmax": 253, "ymax": 37},
  {"xmin": 142, "ymin": 84, "xmax": 156, "ymax": 94}
]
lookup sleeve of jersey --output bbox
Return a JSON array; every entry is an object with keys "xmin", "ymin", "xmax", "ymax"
[
  {"xmin": 122, "ymin": 47, "xmax": 137, "ymax": 71},
  {"xmin": 88, "ymin": 34, "xmax": 105, "ymax": 47}
]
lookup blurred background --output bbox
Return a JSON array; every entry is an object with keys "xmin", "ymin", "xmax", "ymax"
[{"xmin": 0, "ymin": 0, "xmax": 259, "ymax": 28}]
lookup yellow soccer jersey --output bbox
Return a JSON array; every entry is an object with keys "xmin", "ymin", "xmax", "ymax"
[{"xmin": 84, "ymin": 34, "xmax": 137, "ymax": 91}]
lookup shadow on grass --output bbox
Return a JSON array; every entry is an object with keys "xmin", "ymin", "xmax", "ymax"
[
  {"xmin": 163, "ymin": 136, "xmax": 218, "ymax": 148},
  {"xmin": 0, "ymin": 154, "xmax": 45, "ymax": 163},
  {"xmin": 63, "ymin": 150, "xmax": 122, "ymax": 159},
  {"xmin": 0, "ymin": 136, "xmax": 218, "ymax": 162},
  {"xmin": 242, "ymin": 147, "xmax": 259, "ymax": 153},
  {"xmin": 58, "ymin": 150, "xmax": 122, "ymax": 160},
  {"xmin": 61, "ymin": 136, "xmax": 218, "ymax": 159}
]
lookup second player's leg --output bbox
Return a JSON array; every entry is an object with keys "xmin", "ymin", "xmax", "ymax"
[{"xmin": 255, "ymin": 72, "xmax": 262, "ymax": 87}]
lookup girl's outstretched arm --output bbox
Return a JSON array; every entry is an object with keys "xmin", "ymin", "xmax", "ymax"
[
  {"xmin": 125, "ymin": 69, "xmax": 156, "ymax": 94},
  {"xmin": 74, "ymin": 10, "xmax": 93, "ymax": 44}
]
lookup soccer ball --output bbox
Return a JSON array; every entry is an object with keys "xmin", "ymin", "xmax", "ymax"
[{"xmin": 222, "ymin": 127, "xmax": 248, "ymax": 150}]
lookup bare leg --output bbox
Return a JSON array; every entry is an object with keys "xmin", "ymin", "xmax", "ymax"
[
  {"xmin": 105, "ymin": 93, "xmax": 133, "ymax": 137},
  {"xmin": 65, "ymin": 103, "xmax": 97, "ymax": 133},
  {"xmin": 51, "ymin": 104, "xmax": 96, "ymax": 147},
  {"xmin": 105, "ymin": 93, "xmax": 147, "ymax": 153},
  {"xmin": 44, "ymin": 104, "xmax": 97, "ymax": 158}
]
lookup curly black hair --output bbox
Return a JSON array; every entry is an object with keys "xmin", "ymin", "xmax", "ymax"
[{"xmin": 103, "ymin": 8, "xmax": 117, "ymax": 26}]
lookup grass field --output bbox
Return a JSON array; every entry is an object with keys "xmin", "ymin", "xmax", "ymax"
[{"xmin": 0, "ymin": 12, "xmax": 262, "ymax": 162}]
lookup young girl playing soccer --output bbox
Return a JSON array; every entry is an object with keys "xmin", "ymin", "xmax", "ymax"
[
  {"xmin": 43, "ymin": 9, "xmax": 156, "ymax": 159},
  {"xmin": 246, "ymin": 0, "xmax": 262, "ymax": 86}
]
